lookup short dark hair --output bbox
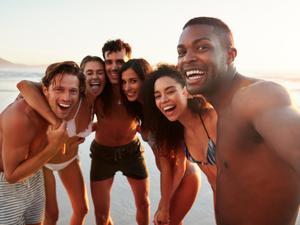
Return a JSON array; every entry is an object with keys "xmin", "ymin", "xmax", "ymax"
[
  {"xmin": 42, "ymin": 61, "xmax": 86, "ymax": 97},
  {"xmin": 101, "ymin": 39, "xmax": 132, "ymax": 59},
  {"xmin": 183, "ymin": 17, "xmax": 234, "ymax": 48}
]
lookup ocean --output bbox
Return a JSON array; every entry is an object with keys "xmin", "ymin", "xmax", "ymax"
[{"xmin": 0, "ymin": 69, "xmax": 299, "ymax": 225}]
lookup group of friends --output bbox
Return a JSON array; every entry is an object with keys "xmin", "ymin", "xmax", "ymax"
[{"xmin": 0, "ymin": 16, "xmax": 299, "ymax": 225}]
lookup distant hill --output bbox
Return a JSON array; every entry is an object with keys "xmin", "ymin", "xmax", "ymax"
[
  {"xmin": 0, "ymin": 57, "xmax": 45, "ymax": 71},
  {"xmin": 0, "ymin": 57, "xmax": 28, "ymax": 68},
  {"xmin": 0, "ymin": 57, "xmax": 14, "ymax": 66}
]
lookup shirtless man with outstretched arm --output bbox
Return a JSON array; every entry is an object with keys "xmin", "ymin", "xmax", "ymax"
[{"xmin": 177, "ymin": 17, "xmax": 300, "ymax": 225}]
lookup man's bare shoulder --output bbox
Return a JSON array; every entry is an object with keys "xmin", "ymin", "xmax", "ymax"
[
  {"xmin": 1, "ymin": 99, "xmax": 41, "ymax": 134},
  {"xmin": 232, "ymin": 78, "xmax": 292, "ymax": 119}
]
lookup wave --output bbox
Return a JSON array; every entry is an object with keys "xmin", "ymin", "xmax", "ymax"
[{"xmin": 0, "ymin": 70, "xmax": 43, "ymax": 79}]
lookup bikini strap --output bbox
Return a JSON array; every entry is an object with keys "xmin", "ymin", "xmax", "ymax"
[
  {"xmin": 199, "ymin": 114, "xmax": 211, "ymax": 139},
  {"xmin": 73, "ymin": 98, "xmax": 82, "ymax": 119}
]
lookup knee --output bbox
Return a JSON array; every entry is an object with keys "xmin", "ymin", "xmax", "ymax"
[
  {"xmin": 45, "ymin": 207, "xmax": 59, "ymax": 223},
  {"xmin": 95, "ymin": 212, "xmax": 110, "ymax": 224},
  {"xmin": 74, "ymin": 202, "xmax": 89, "ymax": 218},
  {"xmin": 137, "ymin": 196, "xmax": 150, "ymax": 211}
]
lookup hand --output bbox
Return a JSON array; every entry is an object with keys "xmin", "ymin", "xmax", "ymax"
[
  {"xmin": 61, "ymin": 137, "xmax": 85, "ymax": 155},
  {"xmin": 52, "ymin": 118, "xmax": 62, "ymax": 129},
  {"xmin": 47, "ymin": 121, "xmax": 68, "ymax": 153},
  {"xmin": 153, "ymin": 209, "xmax": 170, "ymax": 225},
  {"xmin": 68, "ymin": 137, "xmax": 85, "ymax": 149}
]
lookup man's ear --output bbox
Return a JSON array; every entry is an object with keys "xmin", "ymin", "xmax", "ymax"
[
  {"xmin": 227, "ymin": 47, "xmax": 237, "ymax": 65},
  {"xmin": 42, "ymin": 85, "xmax": 49, "ymax": 97},
  {"xmin": 183, "ymin": 86, "xmax": 192, "ymax": 98}
]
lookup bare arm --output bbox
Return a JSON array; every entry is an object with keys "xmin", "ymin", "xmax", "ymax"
[
  {"xmin": 17, "ymin": 80, "xmax": 60, "ymax": 126},
  {"xmin": 153, "ymin": 146, "xmax": 186, "ymax": 225},
  {"xmin": 2, "ymin": 107, "xmax": 68, "ymax": 183},
  {"xmin": 154, "ymin": 152, "xmax": 173, "ymax": 225},
  {"xmin": 241, "ymin": 81, "xmax": 300, "ymax": 175},
  {"xmin": 170, "ymin": 147, "xmax": 186, "ymax": 196}
]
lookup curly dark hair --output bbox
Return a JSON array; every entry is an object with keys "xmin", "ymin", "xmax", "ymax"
[{"xmin": 141, "ymin": 64, "xmax": 209, "ymax": 151}]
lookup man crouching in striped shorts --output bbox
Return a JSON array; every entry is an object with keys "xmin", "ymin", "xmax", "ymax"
[{"xmin": 0, "ymin": 61, "xmax": 85, "ymax": 225}]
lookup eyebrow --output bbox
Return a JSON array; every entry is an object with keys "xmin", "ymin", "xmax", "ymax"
[
  {"xmin": 177, "ymin": 37, "xmax": 211, "ymax": 49},
  {"xmin": 154, "ymin": 85, "xmax": 175, "ymax": 94},
  {"xmin": 86, "ymin": 69, "xmax": 104, "ymax": 72},
  {"xmin": 116, "ymin": 59, "xmax": 125, "ymax": 63}
]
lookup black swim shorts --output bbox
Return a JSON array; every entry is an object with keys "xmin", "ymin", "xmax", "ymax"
[{"xmin": 90, "ymin": 137, "xmax": 148, "ymax": 181}]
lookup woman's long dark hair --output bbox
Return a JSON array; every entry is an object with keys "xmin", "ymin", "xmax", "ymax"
[{"xmin": 118, "ymin": 58, "xmax": 152, "ymax": 121}]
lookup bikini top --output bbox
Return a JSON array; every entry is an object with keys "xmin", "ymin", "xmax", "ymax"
[
  {"xmin": 183, "ymin": 114, "xmax": 216, "ymax": 166},
  {"xmin": 66, "ymin": 98, "xmax": 94, "ymax": 138}
]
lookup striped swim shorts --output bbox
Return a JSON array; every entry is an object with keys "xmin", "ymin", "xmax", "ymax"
[{"xmin": 0, "ymin": 169, "xmax": 45, "ymax": 225}]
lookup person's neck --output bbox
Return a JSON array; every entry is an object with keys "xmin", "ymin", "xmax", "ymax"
[
  {"xmin": 86, "ymin": 92, "xmax": 97, "ymax": 104},
  {"xmin": 206, "ymin": 66, "xmax": 238, "ymax": 111},
  {"xmin": 111, "ymin": 84, "xmax": 120, "ymax": 97},
  {"xmin": 111, "ymin": 84, "xmax": 123, "ymax": 105},
  {"xmin": 178, "ymin": 107, "xmax": 199, "ymax": 130}
]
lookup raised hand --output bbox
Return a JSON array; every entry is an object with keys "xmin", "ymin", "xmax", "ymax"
[{"xmin": 47, "ymin": 120, "xmax": 68, "ymax": 153}]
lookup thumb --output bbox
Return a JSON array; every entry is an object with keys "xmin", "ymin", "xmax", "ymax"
[{"xmin": 58, "ymin": 120, "xmax": 67, "ymax": 131}]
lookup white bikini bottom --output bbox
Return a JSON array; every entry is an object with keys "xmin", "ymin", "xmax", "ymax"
[{"xmin": 44, "ymin": 155, "xmax": 79, "ymax": 171}]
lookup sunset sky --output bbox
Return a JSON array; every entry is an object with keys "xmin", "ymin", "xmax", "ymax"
[{"xmin": 1, "ymin": 0, "xmax": 299, "ymax": 74}]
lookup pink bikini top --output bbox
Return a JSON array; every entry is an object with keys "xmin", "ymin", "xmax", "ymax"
[{"xmin": 66, "ymin": 99, "xmax": 94, "ymax": 138}]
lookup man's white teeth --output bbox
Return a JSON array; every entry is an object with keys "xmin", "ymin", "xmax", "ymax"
[
  {"xmin": 59, "ymin": 103, "xmax": 70, "ymax": 108},
  {"xmin": 188, "ymin": 75, "xmax": 203, "ymax": 80},
  {"xmin": 186, "ymin": 70, "xmax": 205, "ymax": 77}
]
